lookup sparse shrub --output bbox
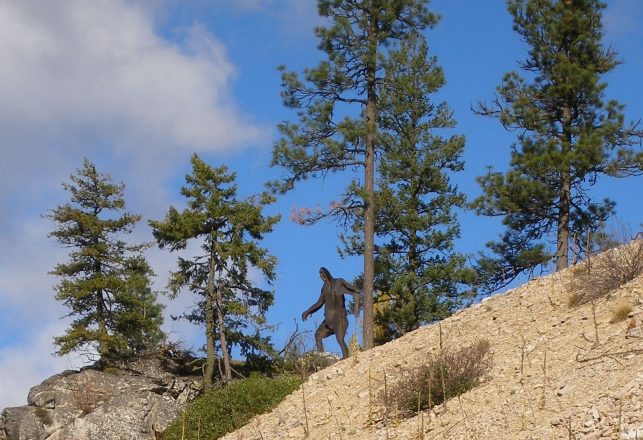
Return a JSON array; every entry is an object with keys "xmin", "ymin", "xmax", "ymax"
[
  {"xmin": 279, "ymin": 349, "xmax": 339, "ymax": 377},
  {"xmin": 102, "ymin": 366, "xmax": 121, "ymax": 376},
  {"xmin": 569, "ymin": 223, "xmax": 643, "ymax": 306},
  {"xmin": 157, "ymin": 341, "xmax": 204, "ymax": 376},
  {"xmin": 162, "ymin": 373, "xmax": 301, "ymax": 440},
  {"xmin": 567, "ymin": 291, "xmax": 583, "ymax": 307},
  {"xmin": 349, "ymin": 332, "xmax": 361, "ymax": 357},
  {"xmin": 384, "ymin": 340, "xmax": 492, "ymax": 418},
  {"xmin": 270, "ymin": 330, "xmax": 321, "ymax": 376},
  {"xmin": 34, "ymin": 407, "xmax": 53, "ymax": 426},
  {"xmin": 609, "ymin": 304, "xmax": 633, "ymax": 323},
  {"xmin": 72, "ymin": 376, "xmax": 109, "ymax": 415},
  {"xmin": 302, "ymin": 351, "xmax": 340, "ymax": 372}
]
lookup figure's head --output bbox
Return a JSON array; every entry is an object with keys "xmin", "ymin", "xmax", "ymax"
[{"xmin": 319, "ymin": 267, "xmax": 332, "ymax": 282}]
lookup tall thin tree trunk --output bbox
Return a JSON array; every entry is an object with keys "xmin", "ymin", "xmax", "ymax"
[
  {"xmin": 557, "ymin": 173, "xmax": 571, "ymax": 271},
  {"xmin": 96, "ymin": 257, "xmax": 108, "ymax": 362},
  {"xmin": 557, "ymin": 106, "xmax": 572, "ymax": 271},
  {"xmin": 208, "ymin": 256, "xmax": 232, "ymax": 384},
  {"xmin": 362, "ymin": 11, "xmax": 378, "ymax": 350},
  {"xmin": 97, "ymin": 289, "xmax": 108, "ymax": 361},
  {"xmin": 214, "ymin": 287, "xmax": 232, "ymax": 383},
  {"xmin": 204, "ymin": 263, "xmax": 217, "ymax": 390},
  {"xmin": 408, "ymin": 231, "xmax": 419, "ymax": 331}
]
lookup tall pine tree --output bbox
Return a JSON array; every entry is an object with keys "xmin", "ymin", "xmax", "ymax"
[
  {"xmin": 341, "ymin": 31, "xmax": 475, "ymax": 343},
  {"xmin": 272, "ymin": 0, "xmax": 437, "ymax": 350},
  {"xmin": 473, "ymin": 0, "xmax": 643, "ymax": 291},
  {"xmin": 48, "ymin": 159, "xmax": 164, "ymax": 364},
  {"xmin": 150, "ymin": 154, "xmax": 278, "ymax": 388}
]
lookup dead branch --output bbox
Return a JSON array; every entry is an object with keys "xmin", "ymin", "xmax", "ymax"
[{"xmin": 576, "ymin": 348, "xmax": 643, "ymax": 363}]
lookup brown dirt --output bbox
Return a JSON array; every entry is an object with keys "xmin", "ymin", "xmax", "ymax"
[{"xmin": 222, "ymin": 253, "xmax": 643, "ymax": 439}]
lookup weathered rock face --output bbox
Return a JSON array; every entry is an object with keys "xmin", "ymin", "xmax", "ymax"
[{"xmin": 0, "ymin": 356, "xmax": 201, "ymax": 440}]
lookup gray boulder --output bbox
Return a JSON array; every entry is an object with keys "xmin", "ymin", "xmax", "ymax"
[{"xmin": 0, "ymin": 357, "xmax": 201, "ymax": 440}]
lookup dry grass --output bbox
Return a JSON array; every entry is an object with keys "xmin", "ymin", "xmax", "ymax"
[
  {"xmin": 567, "ymin": 291, "xmax": 583, "ymax": 308},
  {"xmin": 569, "ymin": 237, "xmax": 643, "ymax": 307},
  {"xmin": 71, "ymin": 376, "xmax": 109, "ymax": 416},
  {"xmin": 383, "ymin": 340, "xmax": 492, "ymax": 419},
  {"xmin": 609, "ymin": 304, "xmax": 633, "ymax": 323}
]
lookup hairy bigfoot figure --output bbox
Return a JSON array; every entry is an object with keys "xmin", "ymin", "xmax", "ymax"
[{"xmin": 302, "ymin": 267, "xmax": 359, "ymax": 358}]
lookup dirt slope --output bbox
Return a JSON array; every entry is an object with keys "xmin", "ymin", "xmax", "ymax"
[{"xmin": 223, "ymin": 258, "xmax": 643, "ymax": 439}]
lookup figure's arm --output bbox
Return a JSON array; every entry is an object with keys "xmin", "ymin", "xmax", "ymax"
[
  {"xmin": 338, "ymin": 279, "xmax": 360, "ymax": 318},
  {"xmin": 339, "ymin": 279, "xmax": 358, "ymax": 293},
  {"xmin": 302, "ymin": 292, "xmax": 324, "ymax": 321}
]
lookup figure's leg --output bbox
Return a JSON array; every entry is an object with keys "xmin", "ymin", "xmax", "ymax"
[
  {"xmin": 336, "ymin": 334, "xmax": 349, "ymax": 359},
  {"xmin": 315, "ymin": 322, "xmax": 333, "ymax": 353},
  {"xmin": 335, "ymin": 317, "xmax": 349, "ymax": 359}
]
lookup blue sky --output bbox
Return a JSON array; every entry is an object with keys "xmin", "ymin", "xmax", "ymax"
[{"xmin": 0, "ymin": 0, "xmax": 641, "ymax": 410}]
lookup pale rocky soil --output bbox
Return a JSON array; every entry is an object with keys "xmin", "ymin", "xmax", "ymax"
[{"xmin": 223, "ymin": 254, "xmax": 643, "ymax": 439}]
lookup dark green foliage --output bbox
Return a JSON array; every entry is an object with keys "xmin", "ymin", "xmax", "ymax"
[
  {"xmin": 473, "ymin": 0, "xmax": 643, "ymax": 291},
  {"xmin": 385, "ymin": 340, "xmax": 492, "ymax": 418},
  {"xmin": 47, "ymin": 159, "xmax": 164, "ymax": 362},
  {"xmin": 272, "ymin": 0, "xmax": 444, "ymax": 349},
  {"xmin": 150, "ymin": 154, "xmax": 279, "ymax": 386},
  {"xmin": 115, "ymin": 285, "xmax": 165, "ymax": 356},
  {"xmin": 162, "ymin": 374, "xmax": 301, "ymax": 440}
]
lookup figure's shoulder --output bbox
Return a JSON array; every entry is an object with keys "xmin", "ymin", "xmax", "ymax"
[{"xmin": 334, "ymin": 278, "xmax": 357, "ymax": 292}]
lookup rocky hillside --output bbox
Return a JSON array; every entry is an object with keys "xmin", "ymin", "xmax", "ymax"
[
  {"xmin": 0, "ymin": 354, "xmax": 201, "ymax": 440},
  {"xmin": 221, "ymin": 251, "xmax": 642, "ymax": 439},
  {"xmin": 2, "ymin": 245, "xmax": 641, "ymax": 440}
]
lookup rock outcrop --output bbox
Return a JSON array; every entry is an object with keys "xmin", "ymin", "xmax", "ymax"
[{"xmin": 0, "ymin": 355, "xmax": 201, "ymax": 440}]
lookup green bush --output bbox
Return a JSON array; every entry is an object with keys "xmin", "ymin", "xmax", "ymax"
[
  {"xmin": 162, "ymin": 373, "xmax": 301, "ymax": 440},
  {"xmin": 384, "ymin": 340, "xmax": 492, "ymax": 418}
]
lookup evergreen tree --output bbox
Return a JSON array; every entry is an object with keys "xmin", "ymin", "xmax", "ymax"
[
  {"xmin": 150, "ymin": 154, "xmax": 278, "ymax": 388},
  {"xmin": 342, "ymin": 31, "xmax": 475, "ymax": 343},
  {"xmin": 473, "ymin": 0, "xmax": 643, "ymax": 291},
  {"xmin": 271, "ymin": 0, "xmax": 437, "ymax": 350},
  {"xmin": 48, "ymin": 159, "xmax": 164, "ymax": 363}
]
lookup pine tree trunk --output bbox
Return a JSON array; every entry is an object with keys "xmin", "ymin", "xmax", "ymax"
[
  {"xmin": 362, "ymin": 11, "xmax": 378, "ymax": 351},
  {"xmin": 204, "ymin": 265, "xmax": 217, "ymax": 390},
  {"xmin": 557, "ymin": 107, "xmax": 572, "ymax": 271},
  {"xmin": 97, "ymin": 289, "xmax": 108, "ymax": 361},
  {"xmin": 214, "ymin": 287, "xmax": 232, "ymax": 383},
  {"xmin": 408, "ymin": 231, "xmax": 418, "ymax": 331},
  {"xmin": 209, "ymin": 255, "xmax": 232, "ymax": 383},
  {"xmin": 96, "ymin": 255, "xmax": 108, "ymax": 362},
  {"xmin": 557, "ymin": 172, "xmax": 571, "ymax": 271}
]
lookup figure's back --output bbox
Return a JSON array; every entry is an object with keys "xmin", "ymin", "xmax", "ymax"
[{"xmin": 322, "ymin": 280, "xmax": 346, "ymax": 328}]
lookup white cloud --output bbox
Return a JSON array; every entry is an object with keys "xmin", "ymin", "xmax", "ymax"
[
  {"xmin": 0, "ymin": 0, "xmax": 268, "ymax": 410},
  {"xmin": 210, "ymin": 0, "xmax": 321, "ymax": 38},
  {"xmin": 0, "ymin": 0, "xmax": 264, "ymax": 155},
  {"xmin": 226, "ymin": 0, "xmax": 271, "ymax": 12},
  {"xmin": 0, "ymin": 320, "xmax": 86, "ymax": 411},
  {"xmin": 0, "ymin": 0, "xmax": 271, "ymax": 232},
  {"xmin": 0, "ymin": 219, "xmax": 62, "ymax": 305},
  {"xmin": 275, "ymin": 0, "xmax": 322, "ymax": 38}
]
